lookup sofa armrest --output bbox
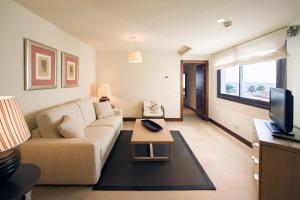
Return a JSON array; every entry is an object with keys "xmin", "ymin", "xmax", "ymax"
[
  {"xmin": 20, "ymin": 138, "xmax": 101, "ymax": 185},
  {"xmin": 113, "ymin": 109, "xmax": 123, "ymax": 117}
]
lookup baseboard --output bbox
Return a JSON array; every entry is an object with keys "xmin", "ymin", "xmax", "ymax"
[
  {"xmin": 165, "ymin": 118, "xmax": 182, "ymax": 122},
  {"xmin": 123, "ymin": 117, "xmax": 182, "ymax": 122},
  {"xmin": 208, "ymin": 118, "xmax": 252, "ymax": 148}
]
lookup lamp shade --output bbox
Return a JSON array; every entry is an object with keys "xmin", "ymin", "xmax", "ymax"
[
  {"xmin": 0, "ymin": 96, "xmax": 30, "ymax": 152},
  {"xmin": 97, "ymin": 84, "xmax": 112, "ymax": 97},
  {"xmin": 128, "ymin": 50, "xmax": 143, "ymax": 63}
]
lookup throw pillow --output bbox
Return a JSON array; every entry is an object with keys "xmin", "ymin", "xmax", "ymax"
[
  {"xmin": 57, "ymin": 115, "xmax": 85, "ymax": 138},
  {"xmin": 94, "ymin": 101, "xmax": 114, "ymax": 119}
]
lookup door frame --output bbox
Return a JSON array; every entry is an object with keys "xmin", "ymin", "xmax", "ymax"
[{"xmin": 180, "ymin": 60, "xmax": 209, "ymax": 120}]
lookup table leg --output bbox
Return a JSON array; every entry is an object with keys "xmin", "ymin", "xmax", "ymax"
[{"xmin": 149, "ymin": 143, "xmax": 154, "ymax": 158}]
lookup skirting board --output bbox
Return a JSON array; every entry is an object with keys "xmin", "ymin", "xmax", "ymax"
[
  {"xmin": 123, "ymin": 117, "xmax": 182, "ymax": 122},
  {"xmin": 208, "ymin": 118, "xmax": 252, "ymax": 148}
]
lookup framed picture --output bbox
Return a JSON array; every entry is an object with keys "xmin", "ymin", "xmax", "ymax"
[
  {"xmin": 61, "ymin": 52, "xmax": 79, "ymax": 88},
  {"xmin": 24, "ymin": 39, "xmax": 57, "ymax": 90}
]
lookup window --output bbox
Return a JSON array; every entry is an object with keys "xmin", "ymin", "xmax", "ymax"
[
  {"xmin": 220, "ymin": 66, "xmax": 239, "ymax": 96},
  {"xmin": 241, "ymin": 61, "xmax": 276, "ymax": 102},
  {"xmin": 217, "ymin": 59, "xmax": 286, "ymax": 109}
]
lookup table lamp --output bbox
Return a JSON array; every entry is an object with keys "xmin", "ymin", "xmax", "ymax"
[
  {"xmin": 97, "ymin": 84, "xmax": 112, "ymax": 102},
  {"xmin": 0, "ymin": 96, "xmax": 31, "ymax": 183}
]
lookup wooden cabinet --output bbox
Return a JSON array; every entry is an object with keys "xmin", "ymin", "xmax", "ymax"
[{"xmin": 253, "ymin": 119, "xmax": 300, "ymax": 200}]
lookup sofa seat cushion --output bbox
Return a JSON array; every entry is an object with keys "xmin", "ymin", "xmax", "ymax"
[
  {"xmin": 36, "ymin": 103, "xmax": 86, "ymax": 138},
  {"xmin": 89, "ymin": 115, "xmax": 122, "ymax": 130},
  {"xmin": 84, "ymin": 126, "xmax": 117, "ymax": 161},
  {"xmin": 74, "ymin": 99, "xmax": 96, "ymax": 126}
]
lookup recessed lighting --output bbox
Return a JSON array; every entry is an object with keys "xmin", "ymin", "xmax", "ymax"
[{"xmin": 216, "ymin": 18, "xmax": 225, "ymax": 23}]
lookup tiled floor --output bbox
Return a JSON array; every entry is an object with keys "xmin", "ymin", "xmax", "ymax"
[{"xmin": 32, "ymin": 109, "xmax": 257, "ymax": 200}]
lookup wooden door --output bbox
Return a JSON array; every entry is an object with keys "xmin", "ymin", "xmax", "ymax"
[{"xmin": 196, "ymin": 64, "xmax": 205, "ymax": 119}]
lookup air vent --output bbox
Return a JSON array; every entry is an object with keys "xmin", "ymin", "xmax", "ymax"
[{"xmin": 177, "ymin": 45, "xmax": 192, "ymax": 55}]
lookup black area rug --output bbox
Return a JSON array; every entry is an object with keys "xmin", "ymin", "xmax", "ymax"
[{"xmin": 93, "ymin": 130, "xmax": 216, "ymax": 191}]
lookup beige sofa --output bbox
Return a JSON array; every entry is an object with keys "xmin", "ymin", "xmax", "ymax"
[{"xmin": 20, "ymin": 98, "xmax": 123, "ymax": 185}]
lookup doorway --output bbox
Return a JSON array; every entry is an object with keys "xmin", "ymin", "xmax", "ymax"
[{"xmin": 180, "ymin": 60, "xmax": 209, "ymax": 120}]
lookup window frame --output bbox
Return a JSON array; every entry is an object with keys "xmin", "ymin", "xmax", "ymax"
[{"xmin": 217, "ymin": 59, "xmax": 286, "ymax": 109}]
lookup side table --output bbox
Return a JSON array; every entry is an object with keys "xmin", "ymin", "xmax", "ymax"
[{"xmin": 0, "ymin": 164, "xmax": 41, "ymax": 200}]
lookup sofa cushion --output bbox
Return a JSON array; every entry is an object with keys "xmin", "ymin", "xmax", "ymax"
[
  {"xmin": 74, "ymin": 99, "xmax": 96, "ymax": 126},
  {"xmin": 58, "ymin": 115, "xmax": 85, "ymax": 138},
  {"xmin": 84, "ymin": 126, "xmax": 117, "ymax": 161},
  {"xmin": 36, "ymin": 103, "xmax": 86, "ymax": 138},
  {"xmin": 89, "ymin": 115, "xmax": 122, "ymax": 130},
  {"xmin": 94, "ymin": 102, "xmax": 114, "ymax": 119}
]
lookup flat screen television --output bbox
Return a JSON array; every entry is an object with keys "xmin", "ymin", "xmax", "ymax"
[{"xmin": 269, "ymin": 88, "xmax": 294, "ymax": 134}]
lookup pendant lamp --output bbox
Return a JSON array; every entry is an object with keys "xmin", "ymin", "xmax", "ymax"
[{"xmin": 128, "ymin": 37, "xmax": 143, "ymax": 63}]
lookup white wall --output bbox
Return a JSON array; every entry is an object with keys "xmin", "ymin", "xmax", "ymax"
[
  {"xmin": 287, "ymin": 19, "xmax": 300, "ymax": 127},
  {"xmin": 184, "ymin": 64, "xmax": 196, "ymax": 109},
  {"xmin": 96, "ymin": 50, "xmax": 181, "ymax": 118},
  {"xmin": 0, "ymin": 0, "xmax": 96, "ymax": 129},
  {"xmin": 208, "ymin": 78, "xmax": 269, "ymax": 141}
]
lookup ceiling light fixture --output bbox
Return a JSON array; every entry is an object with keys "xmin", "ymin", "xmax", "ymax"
[
  {"xmin": 128, "ymin": 36, "xmax": 143, "ymax": 63},
  {"xmin": 216, "ymin": 18, "xmax": 225, "ymax": 23}
]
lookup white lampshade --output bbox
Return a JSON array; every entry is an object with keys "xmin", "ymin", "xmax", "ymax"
[
  {"xmin": 128, "ymin": 50, "xmax": 143, "ymax": 63},
  {"xmin": 0, "ymin": 96, "xmax": 30, "ymax": 152},
  {"xmin": 97, "ymin": 84, "xmax": 112, "ymax": 97}
]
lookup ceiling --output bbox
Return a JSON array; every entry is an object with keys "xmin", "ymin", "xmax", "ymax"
[{"xmin": 15, "ymin": 0, "xmax": 300, "ymax": 55}]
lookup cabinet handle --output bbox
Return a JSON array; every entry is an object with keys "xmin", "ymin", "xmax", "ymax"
[
  {"xmin": 254, "ymin": 158, "xmax": 259, "ymax": 164},
  {"xmin": 254, "ymin": 173, "xmax": 259, "ymax": 181},
  {"xmin": 252, "ymin": 142, "xmax": 259, "ymax": 147}
]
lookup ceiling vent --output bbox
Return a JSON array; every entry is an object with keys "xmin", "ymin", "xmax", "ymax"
[{"xmin": 177, "ymin": 45, "xmax": 192, "ymax": 55}]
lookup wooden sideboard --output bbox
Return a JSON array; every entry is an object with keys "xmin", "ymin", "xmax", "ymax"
[{"xmin": 253, "ymin": 118, "xmax": 300, "ymax": 200}]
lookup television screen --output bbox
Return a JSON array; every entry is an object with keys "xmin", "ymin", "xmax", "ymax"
[
  {"xmin": 270, "ymin": 89, "xmax": 285, "ymax": 125},
  {"xmin": 269, "ymin": 88, "xmax": 293, "ymax": 133}
]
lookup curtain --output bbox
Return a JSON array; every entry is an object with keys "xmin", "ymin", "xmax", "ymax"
[
  {"xmin": 212, "ymin": 27, "xmax": 288, "ymax": 69},
  {"xmin": 211, "ymin": 47, "xmax": 237, "ymax": 68}
]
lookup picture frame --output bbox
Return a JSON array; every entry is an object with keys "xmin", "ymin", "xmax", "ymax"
[
  {"xmin": 24, "ymin": 38, "xmax": 57, "ymax": 90},
  {"xmin": 61, "ymin": 52, "xmax": 79, "ymax": 88}
]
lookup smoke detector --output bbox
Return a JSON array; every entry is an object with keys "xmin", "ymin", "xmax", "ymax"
[{"xmin": 223, "ymin": 21, "xmax": 232, "ymax": 28}]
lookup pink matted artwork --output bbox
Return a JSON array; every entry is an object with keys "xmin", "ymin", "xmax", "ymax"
[
  {"xmin": 24, "ymin": 39, "xmax": 57, "ymax": 90},
  {"xmin": 61, "ymin": 52, "xmax": 79, "ymax": 88}
]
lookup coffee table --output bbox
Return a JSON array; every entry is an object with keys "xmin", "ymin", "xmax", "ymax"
[{"xmin": 131, "ymin": 119, "xmax": 174, "ymax": 161}]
